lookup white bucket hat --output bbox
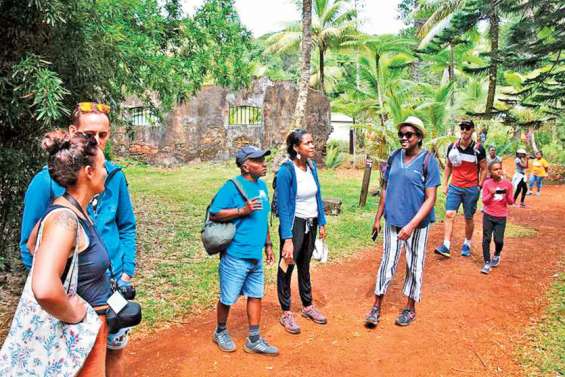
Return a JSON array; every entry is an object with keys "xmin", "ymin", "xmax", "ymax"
[{"xmin": 397, "ymin": 116, "xmax": 425, "ymax": 137}]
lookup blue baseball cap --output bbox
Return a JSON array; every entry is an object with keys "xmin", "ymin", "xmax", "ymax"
[{"xmin": 235, "ymin": 145, "xmax": 271, "ymax": 167}]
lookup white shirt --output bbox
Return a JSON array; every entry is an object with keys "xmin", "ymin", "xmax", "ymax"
[{"xmin": 294, "ymin": 163, "xmax": 318, "ymax": 219}]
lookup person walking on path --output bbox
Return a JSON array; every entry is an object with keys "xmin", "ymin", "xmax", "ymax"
[
  {"xmin": 486, "ymin": 145, "xmax": 501, "ymax": 178},
  {"xmin": 275, "ymin": 129, "xmax": 328, "ymax": 334},
  {"xmin": 209, "ymin": 146, "xmax": 278, "ymax": 356},
  {"xmin": 527, "ymin": 151, "xmax": 549, "ymax": 196},
  {"xmin": 480, "ymin": 161, "xmax": 514, "ymax": 274},
  {"xmin": 434, "ymin": 120, "xmax": 487, "ymax": 258},
  {"xmin": 365, "ymin": 116, "xmax": 441, "ymax": 328},
  {"xmin": 275, "ymin": 129, "xmax": 328, "ymax": 335},
  {"xmin": 512, "ymin": 148, "xmax": 529, "ymax": 208},
  {"xmin": 19, "ymin": 102, "xmax": 136, "ymax": 374}
]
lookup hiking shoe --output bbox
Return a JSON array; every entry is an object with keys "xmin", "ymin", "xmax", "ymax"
[
  {"xmin": 213, "ymin": 329, "xmax": 236, "ymax": 352},
  {"xmin": 491, "ymin": 255, "xmax": 501, "ymax": 267},
  {"xmin": 461, "ymin": 244, "xmax": 471, "ymax": 257},
  {"xmin": 302, "ymin": 306, "xmax": 327, "ymax": 325},
  {"xmin": 434, "ymin": 244, "xmax": 451, "ymax": 258},
  {"xmin": 520, "ymin": 203, "xmax": 526, "ymax": 208},
  {"xmin": 244, "ymin": 337, "xmax": 279, "ymax": 356},
  {"xmin": 365, "ymin": 306, "xmax": 381, "ymax": 328},
  {"xmin": 395, "ymin": 308, "xmax": 416, "ymax": 327},
  {"xmin": 480, "ymin": 263, "xmax": 491, "ymax": 274},
  {"xmin": 536, "ymin": 192, "xmax": 541, "ymax": 197},
  {"xmin": 280, "ymin": 312, "xmax": 301, "ymax": 334},
  {"xmin": 526, "ymin": 191, "xmax": 532, "ymax": 196}
]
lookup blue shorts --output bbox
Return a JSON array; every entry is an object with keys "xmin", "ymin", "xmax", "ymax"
[
  {"xmin": 446, "ymin": 184, "xmax": 480, "ymax": 219},
  {"xmin": 529, "ymin": 175, "xmax": 544, "ymax": 189},
  {"xmin": 219, "ymin": 253, "xmax": 264, "ymax": 306}
]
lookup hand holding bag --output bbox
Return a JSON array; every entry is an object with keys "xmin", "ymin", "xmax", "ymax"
[{"xmin": 0, "ymin": 208, "xmax": 101, "ymax": 377}]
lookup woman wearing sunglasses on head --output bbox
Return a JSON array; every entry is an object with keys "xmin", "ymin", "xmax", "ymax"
[
  {"xmin": 19, "ymin": 102, "xmax": 137, "ymax": 375},
  {"xmin": 365, "ymin": 116, "xmax": 441, "ymax": 328}
]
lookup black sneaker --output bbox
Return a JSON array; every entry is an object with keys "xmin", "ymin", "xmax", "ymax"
[
  {"xmin": 395, "ymin": 308, "xmax": 416, "ymax": 326},
  {"xmin": 365, "ymin": 306, "xmax": 381, "ymax": 328}
]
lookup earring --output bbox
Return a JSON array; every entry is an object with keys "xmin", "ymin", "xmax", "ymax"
[{"xmin": 296, "ymin": 154, "xmax": 301, "ymax": 160}]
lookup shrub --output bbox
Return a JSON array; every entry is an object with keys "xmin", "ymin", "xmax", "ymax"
[{"xmin": 325, "ymin": 145, "xmax": 345, "ymax": 169}]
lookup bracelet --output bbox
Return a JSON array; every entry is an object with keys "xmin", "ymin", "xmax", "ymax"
[
  {"xmin": 236, "ymin": 208, "xmax": 240, "ymax": 216},
  {"xmin": 265, "ymin": 241, "xmax": 273, "ymax": 247}
]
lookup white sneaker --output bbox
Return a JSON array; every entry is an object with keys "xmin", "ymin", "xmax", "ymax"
[{"xmin": 480, "ymin": 263, "xmax": 491, "ymax": 274}]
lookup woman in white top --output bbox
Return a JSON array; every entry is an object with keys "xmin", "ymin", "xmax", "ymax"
[{"xmin": 275, "ymin": 129, "xmax": 328, "ymax": 335}]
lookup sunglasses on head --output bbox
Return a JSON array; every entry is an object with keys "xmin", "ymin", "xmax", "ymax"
[
  {"xmin": 398, "ymin": 131, "xmax": 417, "ymax": 140},
  {"xmin": 77, "ymin": 102, "xmax": 111, "ymax": 114}
]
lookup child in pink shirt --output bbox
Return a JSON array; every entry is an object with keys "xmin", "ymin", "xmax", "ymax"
[{"xmin": 481, "ymin": 161, "xmax": 514, "ymax": 274}]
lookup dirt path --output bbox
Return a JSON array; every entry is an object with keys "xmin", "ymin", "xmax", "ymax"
[{"xmin": 125, "ymin": 185, "xmax": 564, "ymax": 377}]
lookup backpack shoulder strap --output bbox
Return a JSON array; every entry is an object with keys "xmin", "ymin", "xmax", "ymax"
[
  {"xmin": 387, "ymin": 148, "xmax": 402, "ymax": 166},
  {"xmin": 105, "ymin": 167, "xmax": 123, "ymax": 187},
  {"xmin": 230, "ymin": 178, "xmax": 249, "ymax": 202},
  {"xmin": 422, "ymin": 150, "xmax": 433, "ymax": 180}
]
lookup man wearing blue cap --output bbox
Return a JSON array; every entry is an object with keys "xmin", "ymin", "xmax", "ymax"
[{"xmin": 208, "ymin": 145, "xmax": 279, "ymax": 356}]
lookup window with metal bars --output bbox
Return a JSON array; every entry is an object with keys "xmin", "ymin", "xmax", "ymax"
[
  {"xmin": 228, "ymin": 106, "xmax": 262, "ymax": 125},
  {"xmin": 129, "ymin": 107, "xmax": 160, "ymax": 127}
]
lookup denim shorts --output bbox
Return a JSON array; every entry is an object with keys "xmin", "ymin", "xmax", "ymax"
[
  {"xmin": 446, "ymin": 184, "xmax": 480, "ymax": 219},
  {"xmin": 219, "ymin": 253, "xmax": 264, "ymax": 306},
  {"xmin": 529, "ymin": 175, "xmax": 544, "ymax": 189}
]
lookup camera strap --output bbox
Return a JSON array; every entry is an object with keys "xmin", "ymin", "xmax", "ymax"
[{"xmin": 63, "ymin": 192, "xmax": 117, "ymax": 285}]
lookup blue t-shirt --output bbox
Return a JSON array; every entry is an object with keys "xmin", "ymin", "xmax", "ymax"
[
  {"xmin": 209, "ymin": 176, "xmax": 269, "ymax": 261},
  {"xmin": 384, "ymin": 150, "xmax": 441, "ymax": 228}
]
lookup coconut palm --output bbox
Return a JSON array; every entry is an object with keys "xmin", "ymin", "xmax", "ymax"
[
  {"xmin": 345, "ymin": 34, "xmax": 415, "ymax": 126},
  {"xmin": 293, "ymin": 0, "xmax": 313, "ymax": 129},
  {"xmin": 267, "ymin": 0, "xmax": 356, "ymax": 95}
]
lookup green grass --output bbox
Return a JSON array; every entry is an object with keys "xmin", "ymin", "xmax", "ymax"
[
  {"xmin": 124, "ymin": 161, "xmax": 378, "ymax": 332},
  {"xmin": 519, "ymin": 271, "xmax": 565, "ymax": 377}
]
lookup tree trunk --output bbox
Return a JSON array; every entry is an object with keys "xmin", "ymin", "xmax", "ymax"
[
  {"xmin": 448, "ymin": 42, "xmax": 455, "ymax": 135},
  {"xmin": 375, "ymin": 53, "xmax": 385, "ymax": 127},
  {"xmin": 292, "ymin": 0, "xmax": 313, "ymax": 130},
  {"xmin": 319, "ymin": 46, "xmax": 325, "ymax": 95},
  {"xmin": 485, "ymin": 0, "xmax": 499, "ymax": 115}
]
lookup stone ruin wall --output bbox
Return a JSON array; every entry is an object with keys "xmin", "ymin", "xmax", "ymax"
[{"xmin": 113, "ymin": 78, "xmax": 331, "ymax": 166}]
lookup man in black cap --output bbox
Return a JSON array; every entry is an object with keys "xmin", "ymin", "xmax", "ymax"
[{"xmin": 208, "ymin": 145, "xmax": 279, "ymax": 356}]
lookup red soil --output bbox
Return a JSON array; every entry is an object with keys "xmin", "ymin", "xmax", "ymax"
[{"xmin": 125, "ymin": 184, "xmax": 564, "ymax": 377}]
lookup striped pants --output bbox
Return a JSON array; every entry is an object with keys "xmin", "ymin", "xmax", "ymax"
[{"xmin": 374, "ymin": 223, "xmax": 430, "ymax": 302}]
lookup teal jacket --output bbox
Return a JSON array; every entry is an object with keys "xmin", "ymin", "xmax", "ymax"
[{"xmin": 19, "ymin": 161, "xmax": 137, "ymax": 278}]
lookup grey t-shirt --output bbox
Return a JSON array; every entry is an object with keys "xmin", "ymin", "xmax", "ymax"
[{"xmin": 515, "ymin": 157, "xmax": 526, "ymax": 174}]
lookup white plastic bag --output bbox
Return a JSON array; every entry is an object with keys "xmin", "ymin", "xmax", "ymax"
[{"xmin": 313, "ymin": 238, "xmax": 329, "ymax": 263}]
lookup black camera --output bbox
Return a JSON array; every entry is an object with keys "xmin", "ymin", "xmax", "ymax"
[{"xmin": 118, "ymin": 283, "xmax": 136, "ymax": 300}]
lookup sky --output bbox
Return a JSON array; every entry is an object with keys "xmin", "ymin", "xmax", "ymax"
[{"xmin": 181, "ymin": 0, "xmax": 404, "ymax": 37}]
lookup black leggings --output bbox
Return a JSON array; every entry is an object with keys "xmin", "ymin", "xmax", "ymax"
[
  {"xmin": 514, "ymin": 180, "xmax": 527, "ymax": 204},
  {"xmin": 482, "ymin": 213, "xmax": 507, "ymax": 263},
  {"xmin": 277, "ymin": 217, "xmax": 317, "ymax": 311}
]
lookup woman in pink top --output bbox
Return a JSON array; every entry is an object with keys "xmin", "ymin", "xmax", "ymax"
[{"xmin": 481, "ymin": 161, "xmax": 514, "ymax": 274}]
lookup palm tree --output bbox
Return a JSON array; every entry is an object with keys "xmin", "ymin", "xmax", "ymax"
[
  {"xmin": 293, "ymin": 0, "xmax": 313, "ymax": 129},
  {"xmin": 417, "ymin": 0, "xmax": 502, "ymax": 116},
  {"xmin": 346, "ymin": 34, "xmax": 414, "ymax": 126},
  {"xmin": 267, "ymin": 0, "xmax": 356, "ymax": 95}
]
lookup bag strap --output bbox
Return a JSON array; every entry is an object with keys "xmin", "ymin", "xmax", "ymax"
[
  {"xmin": 422, "ymin": 150, "xmax": 432, "ymax": 180},
  {"xmin": 229, "ymin": 178, "xmax": 250, "ymax": 202},
  {"xmin": 34, "ymin": 206, "xmax": 81, "ymax": 293}
]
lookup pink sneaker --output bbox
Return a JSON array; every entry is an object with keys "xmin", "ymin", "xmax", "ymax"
[
  {"xmin": 280, "ymin": 312, "xmax": 301, "ymax": 334},
  {"xmin": 302, "ymin": 306, "xmax": 327, "ymax": 325}
]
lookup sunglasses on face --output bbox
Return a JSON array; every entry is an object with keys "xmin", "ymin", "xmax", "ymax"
[
  {"xmin": 459, "ymin": 121, "xmax": 474, "ymax": 131},
  {"xmin": 398, "ymin": 131, "xmax": 416, "ymax": 140},
  {"xmin": 77, "ymin": 102, "xmax": 111, "ymax": 114}
]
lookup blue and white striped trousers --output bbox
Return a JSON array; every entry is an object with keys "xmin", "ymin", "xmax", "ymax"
[{"xmin": 374, "ymin": 223, "xmax": 430, "ymax": 302}]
